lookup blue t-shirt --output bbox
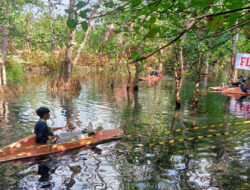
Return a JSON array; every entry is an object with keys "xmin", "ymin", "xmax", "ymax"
[
  {"xmin": 34, "ymin": 120, "xmax": 54, "ymax": 143},
  {"xmin": 150, "ymin": 71, "xmax": 158, "ymax": 77}
]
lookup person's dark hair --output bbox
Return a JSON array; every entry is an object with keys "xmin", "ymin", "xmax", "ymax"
[
  {"xmin": 242, "ymin": 79, "xmax": 246, "ymax": 83},
  {"xmin": 36, "ymin": 107, "xmax": 50, "ymax": 118}
]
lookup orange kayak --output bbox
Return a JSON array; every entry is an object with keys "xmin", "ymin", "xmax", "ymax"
[
  {"xmin": 222, "ymin": 87, "xmax": 250, "ymax": 96},
  {"xmin": 140, "ymin": 75, "xmax": 163, "ymax": 82},
  {"xmin": 0, "ymin": 129, "xmax": 122, "ymax": 163}
]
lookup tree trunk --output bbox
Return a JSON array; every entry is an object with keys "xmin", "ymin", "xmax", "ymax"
[
  {"xmin": 61, "ymin": 0, "xmax": 76, "ymax": 81},
  {"xmin": 192, "ymin": 55, "xmax": 202, "ymax": 108},
  {"xmin": 179, "ymin": 46, "xmax": 184, "ymax": 73},
  {"xmin": 126, "ymin": 60, "xmax": 131, "ymax": 90},
  {"xmin": 0, "ymin": 25, "xmax": 8, "ymax": 87},
  {"xmin": 48, "ymin": 0, "xmax": 55, "ymax": 50},
  {"xmin": 174, "ymin": 46, "xmax": 185, "ymax": 110},
  {"xmin": 0, "ymin": 101, "xmax": 9, "ymax": 123},
  {"xmin": 204, "ymin": 33, "xmax": 213, "ymax": 75},
  {"xmin": 230, "ymin": 21, "xmax": 239, "ymax": 79},
  {"xmin": 72, "ymin": 26, "xmax": 91, "ymax": 66},
  {"xmin": 192, "ymin": 79, "xmax": 200, "ymax": 108},
  {"xmin": 204, "ymin": 56, "xmax": 209, "ymax": 75},
  {"xmin": 133, "ymin": 62, "xmax": 141, "ymax": 91},
  {"xmin": 72, "ymin": 0, "xmax": 102, "ymax": 66},
  {"xmin": 174, "ymin": 67, "xmax": 183, "ymax": 110}
]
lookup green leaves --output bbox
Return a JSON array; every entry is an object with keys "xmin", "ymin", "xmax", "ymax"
[
  {"xmin": 93, "ymin": 4, "xmax": 100, "ymax": 9},
  {"xmin": 131, "ymin": 0, "xmax": 142, "ymax": 7},
  {"xmin": 75, "ymin": 1, "xmax": 87, "ymax": 9},
  {"xmin": 207, "ymin": 15, "xmax": 225, "ymax": 32},
  {"xmin": 104, "ymin": 2, "xmax": 115, "ymax": 8},
  {"xmin": 65, "ymin": 9, "xmax": 73, "ymax": 14},
  {"xmin": 189, "ymin": 0, "xmax": 210, "ymax": 8},
  {"xmin": 225, "ymin": 0, "xmax": 243, "ymax": 9},
  {"xmin": 228, "ymin": 13, "xmax": 240, "ymax": 26},
  {"xmin": 149, "ymin": 17, "xmax": 156, "ymax": 24},
  {"xmin": 145, "ymin": 26, "xmax": 160, "ymax": 39},
  {"xmin": 131, "ymin": 50, "xmax": 141, "ymax": 61},
  {"xmin": 67, "ymin": 19, "xmax": 78, "ymax": 29},
  {"xmin": 81, "ymin": 21, "xmax": 88, "ymax": 31},
  {"xmin": 79, "ymin": 9, "xmax": 91, "ymax": 19}
]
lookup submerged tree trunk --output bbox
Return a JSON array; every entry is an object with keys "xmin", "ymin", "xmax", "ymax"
[
  {"xmin": 48, "ymin": 0, "xmax": 55, "ymax": 50},
  {"xmin": 174, "ymin": 46, "xmax": 185, "ymax": 110},
  {"xmin": 192, "ymin": 79, "xmax": 200, "ymax": 108},
  {"xmin": 126, "ymin": 60, "xmax": 131, "ymax": 90},
  {"xmin": 192, "ymin": 55, "xmax": 202, "ymax": 108},
  {"xmin": 0, "ymin": 25, "xmax": 8, "ymax": 87},
  {"xmin": 174, "ymin": 67, "xmax": 183, "ymax": 110},
  {"xmin": 0, "ymin": 100, "xmax": 9, "ymax": 123},
  {"xmin": 230, "ymin": 21, "xmax": 239, "ymax": 79},
  {"xmin": 133, "ymin": 62, "xmax": 141, "ymax": 91}
]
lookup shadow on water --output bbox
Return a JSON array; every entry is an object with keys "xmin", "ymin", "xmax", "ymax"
[{"xmin": 0, "ymin": 71, "xmax": 249, "ymax": 189}]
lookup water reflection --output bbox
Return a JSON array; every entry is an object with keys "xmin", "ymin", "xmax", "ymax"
[
  {"xmin": 229, "ymin": 96, "xmax": 250, "ymax": 118},
  {"xmin": 0, "ymin": 73, "xmax": 249, "ymax": 189},
  {"xmin": 17, "ymin": 143, "xmax": 121, "ymax": 189},
  {"xmin": 0, "ymin": 100, "xmax": 9, "ymax": 124}
]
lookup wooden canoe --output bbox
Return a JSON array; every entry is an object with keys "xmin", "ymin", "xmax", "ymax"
[
  {"xmin": 222, "ymin": 87, "xmax": 250, "ymax": 96},
  {"xmin": 209, "ymin": 86, "xmax": 228, "ymax": 91},
  {"xmin": 140, "ymin": 75, "xmax": 163, "ymax": 83},
  {"xmin": 0, "ymin": 129, "xmax": 122, "ymax": 163}
]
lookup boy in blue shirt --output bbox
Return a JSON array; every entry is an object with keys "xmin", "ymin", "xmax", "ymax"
[
  {"xmin": 34, "ymin": 107, "xmax": 61, "ymax": 143},
  {"xmin": 35, "ymin": 107, "xmax": 103, "ymax": 144},
  {"xmin": 239, "ymin": 79, "xmax": 250, "ymax": 93}
]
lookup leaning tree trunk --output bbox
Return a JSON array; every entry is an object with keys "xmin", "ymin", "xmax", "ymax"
[
  {"xmin": 72, "ymin": 0, "xmax": 102, "ymax": 66},
  {"xmin": 72, "ymin": 26, "xmax": 91, "ymax": 66},
  {"xmin": 48, "ymin": 0, "xmax": 55, "ymax": 50},
  {"xmin": 0, "ymin": 25, "xmax": 8, "ymax": 87}
]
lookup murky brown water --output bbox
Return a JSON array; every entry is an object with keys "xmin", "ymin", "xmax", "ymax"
[{"xmin": 0, "ymin": 71, "xmax": 249, "ymax": 189}]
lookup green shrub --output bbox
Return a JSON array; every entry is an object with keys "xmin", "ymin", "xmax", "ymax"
[{"xmin": 6, "ymin": 59, "xmax": 24, "ymax": 84}]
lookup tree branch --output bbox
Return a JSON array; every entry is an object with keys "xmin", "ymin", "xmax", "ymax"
[
  {"xmin": 132, "ymin": 6, "xmax": 250, "ymax": 63},
  {"xmin": 132, "ymin": 19, "xmax": 196, "ymax": 63},
  {"xmin": 87, "ymin": 1, "xmax": 131, "ymax": 20}
]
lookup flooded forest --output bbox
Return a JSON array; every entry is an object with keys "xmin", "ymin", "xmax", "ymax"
[{"xmin": 0, "ymin": 0, "xmax": 250, "ymax": 189}]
